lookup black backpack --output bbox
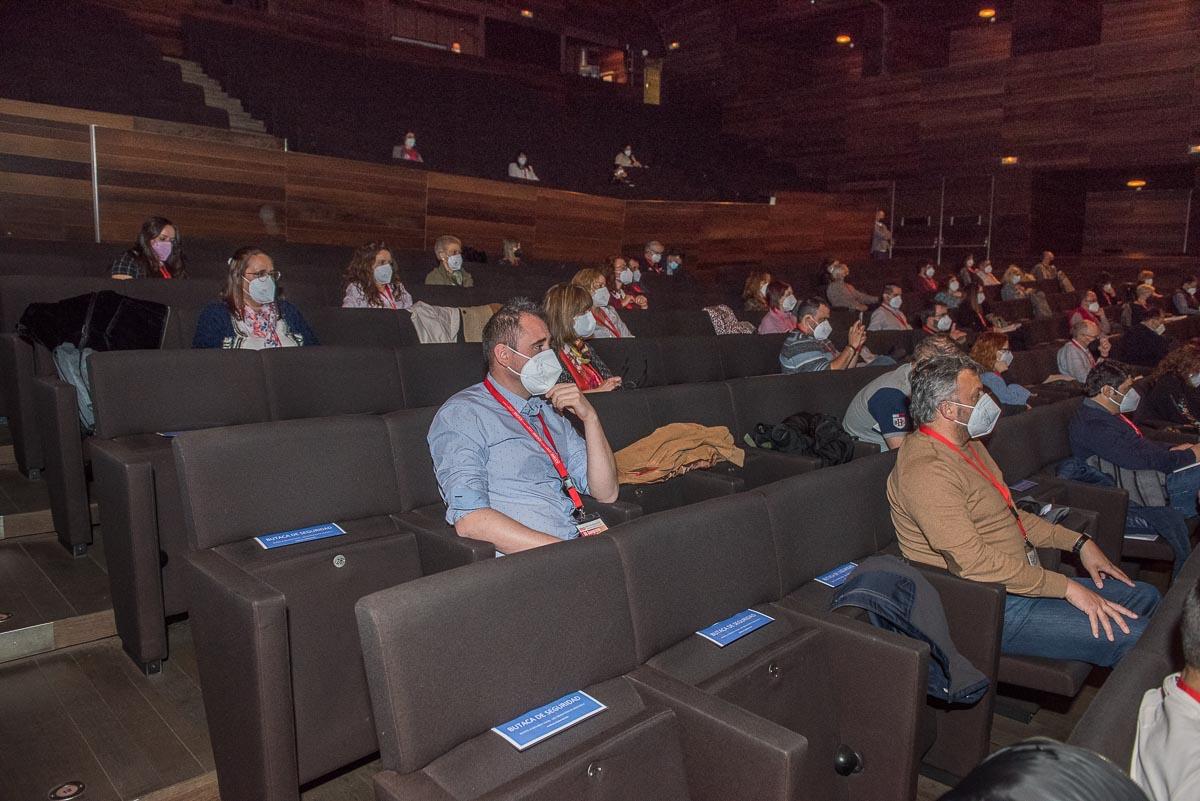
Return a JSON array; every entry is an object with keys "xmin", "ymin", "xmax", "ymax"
[{"xmin": 747, "ymin": 411, "xmax": 856, "ymax": 467}]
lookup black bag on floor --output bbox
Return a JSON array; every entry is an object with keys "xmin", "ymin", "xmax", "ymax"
[{"xmin": 747, "ymin": 411, "xmax": 855, "ymax": 467}]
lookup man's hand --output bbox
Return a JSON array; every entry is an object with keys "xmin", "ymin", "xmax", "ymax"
[
  {"xmin": 545, "ymin": 383, "xmax": 596, "ymax": 423},
  {"xmin": 1098, "ymin": 337, "xmax": 1112, "ymax": 357},
  {"xmin": 1078, "ymin": 540, "xmax": 1135, "ymax": 590},
  {"xmin": 848, "ymin": 320, "xmax": 867, "ymax": 349},
  {"xmin": 1064, "ymin": 580, "xmax": 1138, "ymax": 641}
]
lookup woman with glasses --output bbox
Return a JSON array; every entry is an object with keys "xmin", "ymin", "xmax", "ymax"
[
  {"xmin": 193, "ymin": 246, "xmax": 319, "ymax": 348},
  {"xmin": 341, "ymin": 242, "xmax": 413, "ymax": 310}
]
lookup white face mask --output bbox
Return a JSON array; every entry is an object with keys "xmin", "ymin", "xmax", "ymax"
[
  {"xmin": 245, "ymin": 274, "xmax": 276, "ymax": 305},
  {"xmin": 373, "ymin": 263, "xmax": 393, "ymax": 285},
  {"xmin": 1145, "ymin": 278, "xmax": 1154, "ymax": 286},
  {"xmin": 888, "ymin": 295, "xmax": 903, "ymax": 309},
  {"xmin": 1189, "ymin": 287, "xmax": 1197, "ymax": 296},
  {"xmin": 999, "ymin": 349, "xmax": 1014, "ymax": 367},
  {"xmin": 618, "ymin": 268, "xmax": 633, "ymax": 285},
  {"xmin": 949, "ymin": 280, "xmax": 960, "ymax": 291},
  {"xmin": 1189, "ymin": 374, "xmax": 1200, "ymax": 389},
  {"xmin": 935, "ymin": 315, "xmax": 952, "ymax": 332},
  {"xmin": 781, "ymin": 294, "xmax": 797, "ymax": 312},
  {"xmin": 976, "ymin": 292, "xmax": 987, "ymax": 304},
  {"xmin": 1103, "ymin": 283, "xmax": 1113, "ymax": 293},
  {"xmin": 983, "ymin": 264, "xmax": 993, "ymax": 274},
  {"xmin": 504, "ymin": 346, "xmax": 561, "ymax": 396},
  {"xmin": 811, "ymin": 319, "xmax": 832, "ymax": 341},
  {"xmin": 925, "ymin": 268, "xmax": 935, "ymax": 278},
  {"xmin": 518, "ymin": 156, "xmax": 527, "ymax": 166},
  {"xmin": 632, "ymin": 269, "xmax": 641, "ymax": 282},
  {"xmin": 624, "ymin": 148, "xmax": 632, "ymax": 156},
  {"xmin": 405, "ymin": 137, "xmax": 416, "ymax": 148},
  {"xmin": 447, "ymin": 253, "xmax": 463, "ymax": 271},
  {"xmin": 1010, "ymin": 276, "xmax": 1021, "ymax": 285},
  {"xmin": 592, "ymin": 287, "xmax": 610, "ymax": 307},
  {"xmin": 1087, "ymin": 301, "xmax": 1100, "ymax": 313},
  {"xmin": 1108, "ymin": 386, "xmax": 1140, "ymax": 414},
  {"xmin": 948, "ymin": 395, "xmax": 1001, "ymax": 439},
  {"xmin": 650, "ymin": 252, "xmax": 662, "ymax": 264},
  {"xmin": 573, "ymin": 312, "xmax": 596, "ymax": 338},
  {"xmin": 759, "ymin": 283, "xmax": 769, "ymax": 298}
]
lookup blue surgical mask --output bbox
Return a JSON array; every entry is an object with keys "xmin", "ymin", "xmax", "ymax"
[
  {"xmin": 373, "ymin": 263, "xmax": 393, "ymax": 284},
  {"xmin": 447, "ymin": 254, "xmax": 463, "ymax": 272},
  {"xmin": 245, "ymin": 274, "xmax": 276, "ymax": 304}
]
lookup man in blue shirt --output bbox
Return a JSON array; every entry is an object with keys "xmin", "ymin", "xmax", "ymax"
[{"xmin": 428, "ymin": 299, "xmax": 619, "ymax": 554}]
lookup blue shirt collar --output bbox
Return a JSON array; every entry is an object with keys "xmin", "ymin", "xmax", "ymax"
[{"xmin": 487, "ymin": 374, "xmax": 546, "ymax": 417}]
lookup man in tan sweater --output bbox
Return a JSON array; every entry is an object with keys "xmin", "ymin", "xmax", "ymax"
[{"xmin": 888, "ymin": 354, "xmax": 1160, "ymax": 666}]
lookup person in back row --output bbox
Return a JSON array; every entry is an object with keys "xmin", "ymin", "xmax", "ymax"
[
  {"xmin": 393, "ymin": 130, "xmax": 422, "ymax": 162},
  {"xmin": 507, "ymin": 151, "xmax": 539, "ymax": 182},
  {"xmin": 826, "ymin": 261, "xmax": 877, "ymax": 311},
  {"xmin": 743, "ymin": 270, "xmax": 772, "ymax": 313},
  {"xmin": 427, "ymin": 298, "xmax": 619, "ymax": 554},
  {"xmin": 571, "ymin": 267, "xmax": 632, "ymax": 338},
  {"xmin": 498, "ymin": 238, "xmax": 524, "ymax": 268},
  {"xmin": 779, "ymin": 297, "xmax": 868, "ymax": 373},
  {"xmin": 193, "ymin": 247, "xmax": 318, "ymax": 349},
  {"xmin": 919, "ymin": 302, "xmax": 967, "ymax": 343},
  {"xmin": 111, "ymin": 216, "xmax": 186, "ymax": 280},
  {"xmin": 1119, "ymin": 305, "xmax": 1170, "ymax": 368},
  {"xmin": 758, "ymin": 280, "xmax": 798, "ymax": 334},
  {"xmin": 1132, "ymin": 578, "xmax": 1200, "ymax": 801},
  {"xmin": 1069, "ymin": 289, "xmax": 1112, "ymax": 335},
  {"xmin": 542, "ymin": 283, "xmax": 622, "ymax": 393},
  {"xmin": 870, "ymin": 209, "xmax": 892, "ymax": 259},
  {"xmin": 1057, "ymin": 319, "xmax": 1111, "ymax": 383},
  {"xmin": 891, "ymin": 354, "xmax": 1159, "ymax": 666},
  {"xmin": 869, "ymin": 284, "xmax": 911, "ymax": 330},
  {"xmin": 1173, "ymin": 275, "xmax": 1200, "ymax": 316},
  {"xmin": 425, "ymin": 235, "xmax": 474, "ymax": 287},
  {"xmin": 1032, "ymin": 250, "xmax": 1073, "ymax": 292},
  {"xmin": 842, "ymin": 335, "xmax": 961, "ymax": 450},
  {"xmin": 341, "ymin": 242, "xmax": 413, "ymax": 310}
]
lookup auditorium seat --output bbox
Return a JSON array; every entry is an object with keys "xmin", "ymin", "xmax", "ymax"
[{"xmin": 176, "ymin": 415, "xmax": 493, "ymax": 801}]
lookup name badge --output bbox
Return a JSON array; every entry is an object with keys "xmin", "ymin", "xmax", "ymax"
[
  {"xmin": 574, "ymin": 512, "xmax": 608, "ymax": 538},
  {"xmin": 255, "ymin": 522, "xmax": 346, "ymax": 550},
  {"xmin": 696, "ymin": 609, "xmax": 774, "ymax": 647},
  {"xmin": 815, "ymin": 562, "xmax": 858, "ymax": 588},
  {"xmin": 1025, "ymin": 543, "xmax": 1041, "ymax": 568},
  {"xmin": 492, "ymin": 691, "xmax": 607, "ymax": 751}
]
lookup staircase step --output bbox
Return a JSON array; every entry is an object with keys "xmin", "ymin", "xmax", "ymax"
[{"xmin": 164, "ymin": 55, "xmax": 268, "ymax": 133}]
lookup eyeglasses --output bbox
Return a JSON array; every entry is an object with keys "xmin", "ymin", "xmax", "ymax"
[{"xmin": 244, "ymin": 269, "xmax": 281, "ymax": 281}]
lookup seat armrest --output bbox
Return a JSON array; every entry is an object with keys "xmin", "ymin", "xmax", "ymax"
[
  {"xmin": 851, "ymin": 441, "xmax": 881, "ymax": 461},
  {"xmin": 402, "ymin": 519, "xmax": 496, "ymax": 572},
  {"xmin": 32, "ymin": 375, "xmax": 93, "ymax": 553},
  {"xmin": 0, "ymin": 333, "xmax": 41, "ymax": 474},
  {"xmin": 582, "ymin": 494, "xmax": 643, "ymax": 524},
  {"xmin": 186, "ymin": 550, "xmax": 299, "ymax": 801},
  {"xmin": 628, "ymin": 665, "xmax": 807, "ymax": 801},
  {"xmin": 1144, "ymin": 428, "xmax": 1197, "ymax": 445},
  {"xmin": 1037, "ymin": 477, "xmax": 1128, "ymax": 564}
]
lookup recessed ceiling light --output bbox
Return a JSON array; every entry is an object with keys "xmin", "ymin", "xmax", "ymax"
[
  {"xmin": 835, "ymin": 34, "xmax": 852, "ymax": 45},
  {"xmin": 520, "ymin": 8, "xmax": 533, "ymax": 18},
  {"xmin": 1126, "ymin": 179, "xmax": 1147, "ymax": 189},
  {"xmin": 978, "ymin": 7, "xmax": 997, "ymax": 19},
  {"xmin": 1000, "ymin": 155, "xmax": 1019, "ymax": 165}
]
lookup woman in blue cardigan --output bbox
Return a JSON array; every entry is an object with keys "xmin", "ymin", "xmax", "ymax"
[{"xmin": 193, "ymin": 247, "xmax": 318, "ymax": 349}]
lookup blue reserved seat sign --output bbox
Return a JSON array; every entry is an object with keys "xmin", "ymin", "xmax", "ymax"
[
  {"xmin": 696, "ymin": 609, "xmax": 774, "ymax": 647},
  {"xmin": 815, "ymin": 562, "xmax": 858, "ymax": 588},
  {"xmin": 254, "ymin": 522, "xmax": 346, "ymax": 550},
  {"xmin": 492, "ymin": 691, "xmax": 607, "ymax": 751}
]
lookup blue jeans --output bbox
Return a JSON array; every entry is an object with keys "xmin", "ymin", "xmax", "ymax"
[
  {"xmin": 865, "ymin": 355, "xmax": 898, "ymax": 367},
  {"xmin": 1166, "ymin": 466, "xmax": 1200, "ymax": 519},
  {"xmin": 1002, "ymin": 578, "xmax": 1161, "ymax": 667},
  {"xmin": 1127, "ymin": 505, "xmax": 1193, "ymax": 577}
]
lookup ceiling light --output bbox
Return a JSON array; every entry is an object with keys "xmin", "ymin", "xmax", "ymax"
[
  {"xmin": 978, "ymin": 7, "xmax": 996, "ymax": 19},
  {"xmin": 1126, "ymin": 179, "xmax": 1147, "ymax": 189},
  {"xmin": 520, "ymin": 8, "xmax": 533, "ymax": 18},
  {"xmin": 1000, "ymin": 155, "xmax": 1019, "ymax": 165},
  {"xmin": 669, "ymin": 41, "xmax": 681, "ymax": 50},
  {"xmin": 835, "ymin": 34, "xmax": 852, "ymax": 45},
  {"xmin": 1189, "ymin": 144, "xmax": 1200, "ymax": 155}
]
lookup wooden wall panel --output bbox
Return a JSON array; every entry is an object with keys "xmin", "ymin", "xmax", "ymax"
[
  {"xmin": 1100, "ymin": 0, "xmax": 1194, "ymax": 44},
  {"xmin": 532, "ymin": 188, "xmax": 624, "ymax": 264},
  {"xmin": 1002, "ymin": 49, "xmax": 1093, "ymax": 168},
  {"xmin": 1083, "ymin": 188, "xmax": 1190, "ymax": 254},
  {"xmin": 699, "ymin": 203, "xmax": 770, "ymax": 266},
  {"xmin": 919, "ymin": 66, "xmax": 1006, "ymax": 172},
  {"xmin": 844, "ymin": 75, "xmax": 922, "ymax": 179},
  {"xmin": 621, "ymin": 202, "xmax": 707, "ymax": 262},
  {"xmin": 948, "ymin": 23, "xmax": 1013, "ymax": 67},
  {"xmin": 424, "ymin": 172, "xmax": 537, "ymax": 256},
  {"xmin": 0, "ymin": 114, "xmax": 95, "ymax": 241},
  {"xmin": 94, "ymin": 128, "xmax": 287, "ymax": 243},
  {"xmin": 765, "ymin": 192, "xmax": 878, "ymax": 263},
  {"xmin": 284, "ymin": 152, "xmax": 426, "ymax": 249}
]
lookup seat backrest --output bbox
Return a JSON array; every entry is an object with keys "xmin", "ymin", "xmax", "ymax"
[
  {"xmin": 608, "ymin": 493, "xmax": 780, "ymax": 661},
  {"xmin": 90, "ymin": 349, "xmax": 269, "ymax": 439},
  {"xmin": 396, "ymin": 343, "xmax": 485, "ymax": 408},
  {"xmin": 302, "ymin": 307, "xmax": 415, "ymax": 347},
  {"xmin": 641, "ymin": 381, "xmax": 739, "ymax": 433},
  {"xmin": 987, "ymin": 397, "xmax": 1082, "ymax": 479},
  {"xmin": 588, "ymin": 337, "xmax": 667, "ymax": 388},
  {"xmin": 589, "ymin": 390, "xmax": 657, "ymax": 451},
  {"xmin": 658, "ymin": 336, "xmax": 723, "ymax": 384},
  {"xmin": 759, "ymin": 451, "xmax": 899, "ymax": 594},
  {"xmin": 717, "ymin": 334, "xmax": 787, "ymax": 379},
  {"xmin": 727, "ymin": 366, "xmax": 890, "ymax": 437},
  {"xmin": 382, "ymin": 407, "xmax": 443, "ymax": 511},
  {"xmin": 262, "ymin": 346, "xmax": 404, "ymax": 420},
  {"xmin": 355, "ymin": 537, "xmax": 638, "ymax": 773},
  {"xmin": 175, "ymin": 415, "xmax": 399, "ymax": 550}
]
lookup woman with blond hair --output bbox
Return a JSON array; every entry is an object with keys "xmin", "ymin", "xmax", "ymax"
[
  {"xmin": 571, "ymin": 267, "xmax": 633, "ymax": 338},
  {"xmin": 541, "ymin": 283, "xmax": 623, "ymax": 392}
]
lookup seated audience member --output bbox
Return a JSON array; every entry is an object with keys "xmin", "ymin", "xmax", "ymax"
[
  {"xmin": 944, "ymin": 738, "xmax": 1154, "ymax": 801},
  {"xmin": 341, "ymin": 242, "xmax": 413, "ymax": 310},
  {"xmin": 779, "ymin": 298, "xmax": 867, "ymax": 373},
  {"xmin": 934, "ymin": 276, "xmax": 965, "ymax": 310},
  {"xmin": 957, "ymin": 254, "xmax": 978, "ymax": 287},
  {"xmin": 816, "ymin": 256, "xmax": 837, "ymax": 289},
  {"xmin": 1001, "ymin": 265, "xmax": 1031, "ymax": 301},
  {"xmin": 1120, "ymin": 305, "xmax": 1170, "ymax": 368},
  {"xmin": 1173, "ymin": 276, "xmax": 1200, "ymax": 316},
  {"xmin": 826, "ymin": 261, "xmax": 877, "ymax": 311},
  {"xmin": 1057, "ymin": 320, "xmax": 1111, "ymax": 383},
  {"xmin": 1032, "ymin": 249, "xmax": 1073, "ymax": 291},
  {"xmin": 1137, "ymin": 269, "xmax": 1157, "ymax": 292},
  {"xmin": 842, "ymin": 335, "xmax": 961, "ymax": 451},
  {"xmin": 607, "ymin": 257, "xmax": 647, "ymax": 310},
  {"xmin": 614, "ymin": 144, "xmax": 644, "ymax": 170},
  {"xmin": 1132, "ymin": 579, "xmax": 1200, "ymax": 801},
  {"xmin": 498, "ymin": 239, "xmax": 524, "ymax": 268},
  {"xmin": 427, "ymin": 299, "xmax": 619, "ymax": 554},
  {"xmin": 111, "ymin": 216, "xmax": 186, "ymax": 280},
  {"xmin": 892, "ymin": 354, "xmax": 1159, "ymax": 666},
  {"xmin": 869, "ymin": 284, "xmax": 912, "ymax": 331},
  {"xmin": 972, "ymin": 333, "xmax": 1031, "ymax": 409},
  {"xmin": 1126, "ymin": 283, "xmax": 1157, "ymax": 327},
  {"xmin": 642, "ymin": 240, "xmax": 666, "ymax": 274},
  {"xmin": 870, "ymin": 209, "xmax": 892, "ymax": 259},
  {"xmin": 572, "ymin": 267, "xmax": 633, "ymax": 338},
  {"xmin": 1070, "ymin": 361, "xmax": 1199, "ymax": 567},
  {"xmin": 194, "ymin": 247, "xmax": 317, "ymax": 349},
  {"xmin": 1096, "ymin": 273, "xmax": 1121, "ymax": 307},
  {"xmin": 912, "ymin": 260, "xmax": 939, "ymax": 296},
  {"xmin": 758, "ymin": 281, "xmax": 798, "ymax": 335},
  {"xmin": 425, "ymin": 235, "xmax": 474, "ymax": 287},
  {"xmin": 392, "ymin": 130, "xmax": 423, "ymax": 162},
  {"xmin": 1144, "ymin": 344, "xmax": 1200, "ymax": 426},
  {"xmin": 743, "ymin": 270, "xmax": 772, "ymax": 313},
  {"xmin": 920, "ymin": 302, "xmax": 967, "ymax": 343},
  {"xmin": 507, "ymin": 151, "xmax": 539, "ymax": 181},
  {"xmin": 542, "ymin": 283, "xmax": 622, "ymax": 393},
  {"xmin": 664, "ymin": 252, "xmax": 684, "ymax": 276},
  {"xmin": 957, "ymin": 286, "xmax": 1020, "ymax": 334},
  {"xmin": 965, "ymin": 258, "xmax": 1000, "ymax": 287},
  {"xmin": 1070, "ymin": 289, "xmax": 1112, "ymax": 335}
]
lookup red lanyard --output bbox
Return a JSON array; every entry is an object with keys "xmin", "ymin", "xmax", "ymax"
[
  {"xmin": 976, "ymin": 310, "xmax": 988, "ymax": 329},
  {"xmin": 483, "ymin": 378, "xmax": 584, "ymax": 512},
  {"xmin": 1178, "ymin": 676, "xmax": 1200, "ymax": 705},
  {"xmin": 158, "ymin": 266, "xmax": 172, "ymax": 279},
  {"xmin": 560, "ymin": 348, "xmax": 603, "ymax": 390},
  {"xmin": 1118, "ymin": 415, "xmax": 1142, "ymax": 438},
  {"xmin": 884, "ymin": 305, "xmax": 910, "ymax": 328},
  {"xmin": 379, "ymin": 284, "xmax": 397, "ymax": 310},
  {"xmin": 592, "ymin": 308, "xmax": 621, "ymax": 338},
  {"xmin": 1070, "ymin": 339, "xmax": 1096, "ymax": 367},
  {"xmin": 919, "ymin": 426, "xmax": 1028, "ymax": 541}
]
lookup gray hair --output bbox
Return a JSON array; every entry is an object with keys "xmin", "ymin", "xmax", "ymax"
[
  {"xmin": 912, "ymin": 334, "xmax": 961, "ymax": 363},
  {"xmin": 482, "ymin": 297, "xmax": 543, "ymax": 367},
  {"xmin": 910, "ymin": 354, "xmax": 978, "ymax": 426},
  {"xmin": 795, "ymin": 296, "xmax": 826, "ymax": 322},
  {"xmin": 433, "ymin": 235, "xmax": 461, "ymax": 258},
  {"xmin": 1070, "ymin": 319, "xmax": 1096, "ymax": 339}
]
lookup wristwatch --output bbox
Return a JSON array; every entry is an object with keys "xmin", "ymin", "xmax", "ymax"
[{"xmin": 1071, "ymin": 533, "xmax": 1091, "ymax": 556}]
